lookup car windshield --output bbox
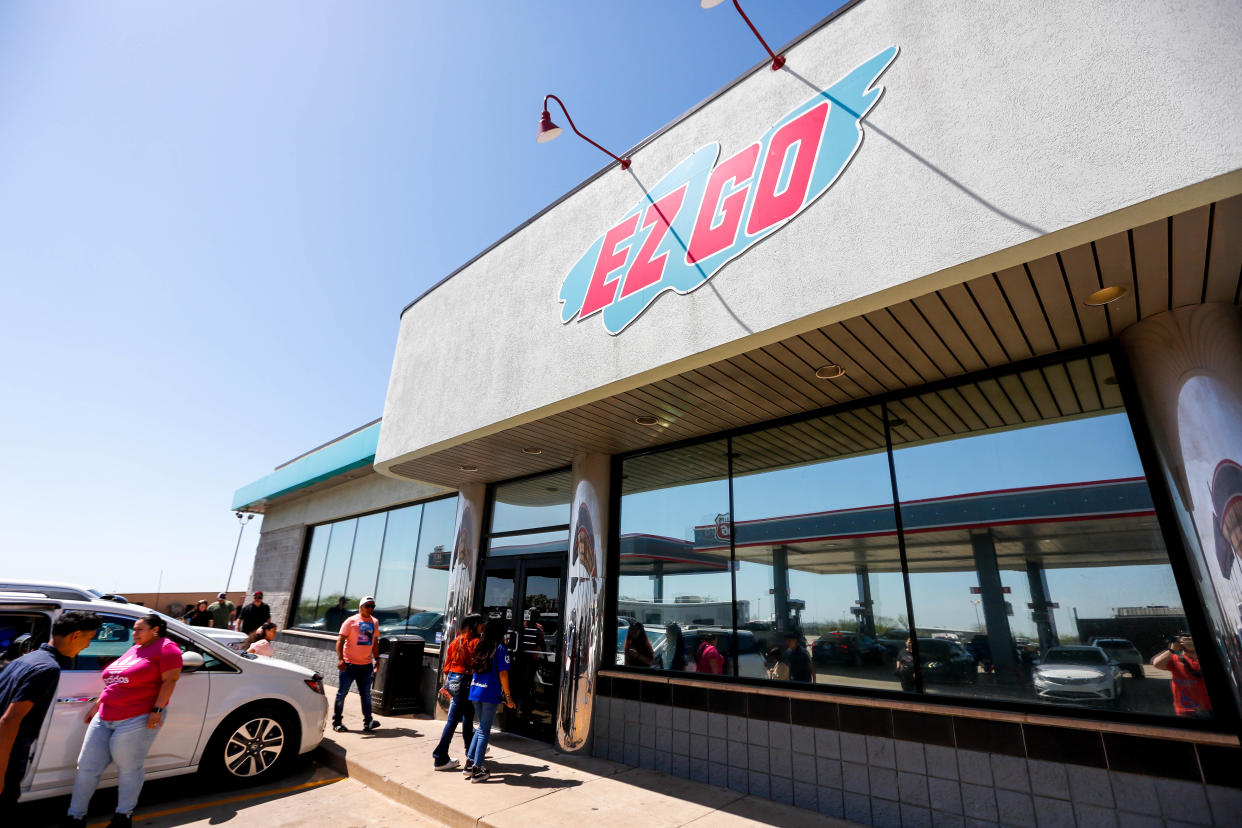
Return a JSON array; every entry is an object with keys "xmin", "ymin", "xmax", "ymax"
[
  {"xmin": 1045, "ymin": 649, "xmax": 1107, "ymax": 665},
  {"xmin": 918, "ymin": 640, "xmax": 952, "ymax": 658}
]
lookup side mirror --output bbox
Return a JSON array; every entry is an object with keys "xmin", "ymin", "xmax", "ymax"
[{"xmin": 182, "ymin": 651, "xmax": 205, "ymax": 673}]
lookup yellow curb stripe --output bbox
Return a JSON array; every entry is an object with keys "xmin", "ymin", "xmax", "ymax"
[{"xmin": 85, "ymin": 775, "xmax": 346, "ymax": 826}]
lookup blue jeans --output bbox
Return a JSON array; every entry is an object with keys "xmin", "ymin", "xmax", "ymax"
[
  {"xmin": 432, "ymin": 672, "xmax": 474, "ymax": 764},
  {"xmin": 466, "ymin": 701, "xmax": 498, "ymax": 768},
  {"xmin": 334, "ymin": 663, "xmax": 374, "ymax": 725},
  {"xmin": 68, "ymin": 713, "xmax": 160, "ymax": 818}
]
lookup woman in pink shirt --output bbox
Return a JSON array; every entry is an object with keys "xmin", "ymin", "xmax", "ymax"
[
  {"xmin": 246, "ymin": 622, "xmax": 278, "ymax": 657},
  {"xmin": 64, "ymin": 613, "xmax": 183, "ymax": 828}
]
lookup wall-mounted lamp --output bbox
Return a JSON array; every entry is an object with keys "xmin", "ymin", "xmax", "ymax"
[
  {"xmin": 701, "ymin": 0, "xmax": 786, "ymax": 71},
  {"xmin": 537, "ymin": 94, "xmax": 631, "ymax": 171}
]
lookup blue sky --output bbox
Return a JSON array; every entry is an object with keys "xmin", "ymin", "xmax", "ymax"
[{"xmin": 0, "ymin": 2, "xmax": 845, "ymax": 593}]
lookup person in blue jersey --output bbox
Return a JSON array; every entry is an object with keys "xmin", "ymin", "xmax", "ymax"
[{"xmin": 464, "ymin": 618, "xmax": 515, "ymax": 782}]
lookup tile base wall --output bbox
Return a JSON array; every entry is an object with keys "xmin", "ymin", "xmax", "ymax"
[{"xmin": 591, "ymin": 696, "xmax": 1242, "ymax": 828}]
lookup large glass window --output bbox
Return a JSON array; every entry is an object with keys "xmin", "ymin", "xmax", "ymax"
[
  {"xmin": 888, "ymin": 355, "xmax": 1197, "ymax": 718},
  {"xmin": 617, "ymin": 441, "xmax": 734, "ymax": 675},
  {"xmin": 732, "ymin": 406, "xmax": 908, "ymax": 692},
  {"xmin": 614, "ymin": 353, "xmax": 1214, "ymax": 722},
  {"xmin": 290, "ymin": 495, "xmax": 459, "ymax": 643}
]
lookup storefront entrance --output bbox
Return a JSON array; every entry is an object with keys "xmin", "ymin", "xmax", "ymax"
[{"xmin": 477, "ymin": 553, "xmax": 564, "ymax": 741}]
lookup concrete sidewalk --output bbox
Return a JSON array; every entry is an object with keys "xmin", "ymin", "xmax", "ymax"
[{"xmin": 317, "ymin": 713, "xmax": 861, "ymax": 828}]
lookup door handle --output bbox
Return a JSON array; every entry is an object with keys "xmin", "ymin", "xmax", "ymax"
[{"xmin": 56, "ymin": 696, "xmax": 98, "ymax": 704}]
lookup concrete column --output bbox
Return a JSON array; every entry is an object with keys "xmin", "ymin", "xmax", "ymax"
[
  {"xmin": 652, "ymin": 560, "xmax": 664, "ymax": 604},
  {"xmin": 772, "ymin": 545, "xmax": 790, "ymax": 633},
  {"xmin": 971, "ymin": 529, "xmax": 1017, "ymax": 674},
  {"xmin": 557, "ymin": 452, "xmax": 610, "ymax": 753},
  {"xmin": 436, "ymin": 482, "xmax": 486, "ymax": 717},
  {"xmin": 247, "ymin": 523, "xmax": 307, "ymax": 629},
  {"xmin": 1120, "ymin": 303, "xmax": 1242, "ymax": 713},
  {"xmin": 1024, "ymin": 560, "xmax": 1059, "ymax": 652},
  {"xmin": 855, "ymin": 565, "xmax": 876, "ymax": 637}
]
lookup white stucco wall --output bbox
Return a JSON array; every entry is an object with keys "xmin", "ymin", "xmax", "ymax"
[
  {"xmin": 378, "ymin": 0, "xmax": 1242, "ymax": 473},
  {"xmin": 259, "ymin": 470, "xmax": 451, "ymax": 533}
]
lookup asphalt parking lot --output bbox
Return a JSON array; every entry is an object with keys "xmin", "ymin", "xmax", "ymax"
[{"xmin": 12, "ymin": 755, "xmax": 443, "ymax": 828}]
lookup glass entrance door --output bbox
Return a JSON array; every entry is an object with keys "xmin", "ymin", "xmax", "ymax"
[{"xmin": 477, "ymin": 555, "xmax": 564, "ymax": 741}]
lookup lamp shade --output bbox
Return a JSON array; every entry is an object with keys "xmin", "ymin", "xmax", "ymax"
[
  {"xmin": 700, "ymin": 0, "xmax": 727, "ymax": 7},
  {"xmin": 537, "ymin": 110, "xmax": 563, "ymax": 143}
]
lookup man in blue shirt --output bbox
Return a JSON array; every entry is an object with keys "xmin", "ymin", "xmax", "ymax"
[{"xmin": 0, "ymin": 610, "xmax": 101, "ymax": 807}]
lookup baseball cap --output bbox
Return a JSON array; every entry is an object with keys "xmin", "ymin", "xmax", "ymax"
[
  {"xmin": 254, "ymin": 590, "xmax": 264, "ymax": 598},
  {"xmin": 361, "ymin": 596, "xmax": 376, "ymax": 605},
  {"xmin": 217, "ymin": 592, "xmax": 227, "ymax": 599}
]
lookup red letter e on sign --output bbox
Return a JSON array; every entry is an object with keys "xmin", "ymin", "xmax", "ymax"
[{"xmin": 579, "ymin": 213, "xmax": 640, "ymax": 318}]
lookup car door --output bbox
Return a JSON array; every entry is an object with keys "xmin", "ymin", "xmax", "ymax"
[
  {"xmin": 28, "ymin": 613, "xmax": 131, "ymax": 793},
  {"xmin": 145, "ymin": 632, "xmax": 211, "ymax": 770},
  {"xmin": 28, "ymin": 612, "xmax": 212, "ymax": 793}
]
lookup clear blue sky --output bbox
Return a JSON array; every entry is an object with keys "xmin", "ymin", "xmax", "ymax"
[{"xmin": 0, "ymin": 2, "xmax": 845, "ymax": 593}]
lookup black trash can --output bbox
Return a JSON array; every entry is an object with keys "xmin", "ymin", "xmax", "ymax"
[{"xmin": 372, "ymin": 634, "xmax": 425, "ymax": 716}]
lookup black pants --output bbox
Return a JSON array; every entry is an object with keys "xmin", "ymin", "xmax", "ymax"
[{"xmin": 0, "ymin": 742, "xmax": 31, "ymax": 809}]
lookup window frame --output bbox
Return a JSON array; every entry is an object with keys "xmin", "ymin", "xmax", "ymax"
[{"xmin": 605, "ymin": 341, "xmax": 1241, "ymax": 733}]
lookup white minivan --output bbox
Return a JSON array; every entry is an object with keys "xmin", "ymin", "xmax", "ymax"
[{"xmin": 0, "ymin": 595, "xmax": 328, "ymax": 803}]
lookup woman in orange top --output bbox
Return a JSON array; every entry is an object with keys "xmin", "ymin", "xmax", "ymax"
[{"xmin": 432, "ymin": 613, "xmax": 483, "ymax": 770}]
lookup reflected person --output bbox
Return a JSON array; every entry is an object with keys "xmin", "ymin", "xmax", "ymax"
[
  {"xmin": 784, "ymin": 631, "xmax": 814, "ymax": 683},
  {"xmin": 895, "ymin": 638, "xmax": 917, "ymax": 692},
  {"xmin": 624, "ymin": 622, "xmax": 654, "ymax": 668},
  {"xmin": 1151, "ymin": 632, "xmax": 1212, "ymax": 718}
]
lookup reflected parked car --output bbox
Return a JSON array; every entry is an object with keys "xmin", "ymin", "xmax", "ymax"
[
  {"xmin": 379, "ymin": 610, "xmax": 445, "ymax": 645},
  {"xmin": 615, "ymin": 626, "xmax": 667, "ymax": 666},
  {"xmin": 913, "ymin": 638, "xmax": 978, "ymax": 684},
  {"xmin": 1088, "ymin": 637, "xmax": 1145, "ymax": 678},
  {"xmin": 812, "ymin": 631, "xmax": 888, "ymax": 666},
  {"xmin": 1033, "ymin": 646, "xmax": 1124, "ymax": 705}
]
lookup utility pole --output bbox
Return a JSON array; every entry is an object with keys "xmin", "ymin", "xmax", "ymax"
[{"xmin": 225, "ymin": 512, "xmax": 255, "ymax": 595}]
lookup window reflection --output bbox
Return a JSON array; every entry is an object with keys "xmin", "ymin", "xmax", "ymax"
[
  {"xmin": 611, "ymin": 353, "xmax": 1213, "ymax": 722},
  {"xmin": 890, "ymin": 356, "xmax": 1201, "ymax": 718},
  {"xmin": 290, "ymin": 496, "xmax": 459, "ymax": 642},
  {"xmin": 731, "ymin": 406, "xmax": 908, "ymax": 692},
  {"xmin": 490, "ymin": 470, "xmax": 573, "ymax": 533},
  {"xmin": 618, "ymin": 441, "xmax": 733, "ymax": 675}
]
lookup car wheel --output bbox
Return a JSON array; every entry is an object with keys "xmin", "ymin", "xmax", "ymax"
[{"xmin": 203, "ymin": 705, "xmax": 295, "ymax": 785}]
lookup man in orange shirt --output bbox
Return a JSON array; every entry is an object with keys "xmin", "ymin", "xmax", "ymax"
[
  {"xmin": 431, "ymin": 613, "xmax": 483, "ymax": 770},
  {"xmin": 333, "ymin": 597, "xmax": 381, "ymax": 733}
]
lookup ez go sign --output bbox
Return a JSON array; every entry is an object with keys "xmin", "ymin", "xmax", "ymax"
[{"xmin": 558, "ymin": 46, "xmax": 898, "ymax": 335}]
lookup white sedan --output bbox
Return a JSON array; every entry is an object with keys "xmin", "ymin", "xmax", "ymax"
[
  {"xmin": 0, "ymin": 595, "xmax": 328, "ymax": 803},
  {"xmin": 1032, "ymin": 645, "xmax": 1124, "ymax": 705}
]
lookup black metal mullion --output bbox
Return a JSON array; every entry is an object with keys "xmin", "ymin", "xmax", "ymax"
[
  {"xmin": 883, "ymin": 400, "xmax": 923, "ymax": 695},
  {"xmin": 727, "ymin": 437, "xmax": 739, "ymax": 678}
]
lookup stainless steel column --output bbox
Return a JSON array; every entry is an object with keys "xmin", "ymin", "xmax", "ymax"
[
  {"xmin": 556, "ymin": 452, "xmax": 610, "ymax": 753},
  {"xmin": 1121, "ymin": 303, "xmax": 1242, "ymax": 714},
  {"xmin": 436, "ymin": 482, "xmax": 486, "ymax": 717}
]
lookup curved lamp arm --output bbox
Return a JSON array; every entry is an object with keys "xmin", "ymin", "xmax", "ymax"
[{"xmin": 539, "ymin": 94, "xmax": 631, "ymax": 171}]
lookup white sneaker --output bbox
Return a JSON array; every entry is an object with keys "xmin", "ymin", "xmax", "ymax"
[{"xmin": 434, "ymin": 758, "xmax": 459, "ymax": 771}]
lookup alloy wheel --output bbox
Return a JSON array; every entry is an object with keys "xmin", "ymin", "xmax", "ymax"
[{"xmin": 223, "ymin": 716, "xmax": 285, "ymax": 777}]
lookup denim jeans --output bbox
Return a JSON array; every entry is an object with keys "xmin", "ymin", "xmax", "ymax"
[
  {"xmin": 68, "ymin": 713, "xmax": 160, "ymax": 818},
  {"xmin": 465, "ymin": 701, "xmax": 498, "ymax": 768},
  {"xmin": 334, "ymin": 662, "xmax": 374, "ymax": 725},
  {"xmin": 431, "ymin": 671, "xmax": 474, "ymax": 764}
]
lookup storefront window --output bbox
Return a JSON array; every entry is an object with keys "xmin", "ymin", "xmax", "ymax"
[
  {"xmin": 889, "ymin": 357, "xmax": 1199, "ymax": 719},
  {"xmin": 612, "ymin": 353, "xmax": 1216, "ymax": 722},
  {"xmin": 290, "ymin": 495, "xmax": 459, "ymax": 641},
  {"xmin": 490, "ymin": 469, "xmax": 572, "ymax": 533},
  {"xmin": 731, "ymin": 407, "xmax": 909, "ymax": 693},
  {"xmin": 618, "ymin": 441, "xmax": 733, "ymax": 674}
]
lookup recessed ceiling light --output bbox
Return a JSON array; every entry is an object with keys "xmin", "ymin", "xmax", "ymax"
[
  {"xmin": 522, "ymin": 447, "xmax": 542, "ymax": 455},
  {"xmin": 459, "ymin": 464, "xmax": 478, "ymax": 472},
  {"xmin": 545, "ymin": 486, "xmax": 558, "ymax": 492},
  {"xmin": 1084, "ymin": 285, "xmax": 1128, "ymax": 306},
  {"xmin": 1103, "ymin": 376, "xmax": 1118, "ymax": 386},
  {"xmin": 634, "ymin": 415, "xmax": 659, "ymax": 426},
  {"xmin": 814, "ymin": 364, "xmax": 845, "ymax": 380},
  {"xmin": 887, "ymin": 418, "xmax": 906, "ymax": 428}
]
